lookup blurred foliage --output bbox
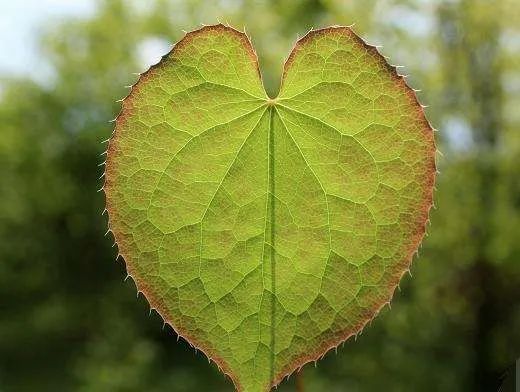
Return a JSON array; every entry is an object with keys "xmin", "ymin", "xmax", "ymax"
[{"xmin": 0, "ymin": 0, "xmax": 519, "ymax": 391}]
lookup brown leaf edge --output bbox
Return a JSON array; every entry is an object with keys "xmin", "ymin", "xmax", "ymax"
[
  {"xmin": 102, "ymin": 23, "xmax": 437, "ymax": 392},
  {"xmin": 271, "ymin": 25, "xmax": 437, "ymax": 389},
  {"xmin": 103, "ymin": 24, "xmax": 261, "ymax": 392}
]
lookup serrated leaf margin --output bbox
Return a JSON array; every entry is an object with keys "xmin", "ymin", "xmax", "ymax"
[{"xmin": 102, "ymin": 23, "xmax": 437, "ymax": 392}]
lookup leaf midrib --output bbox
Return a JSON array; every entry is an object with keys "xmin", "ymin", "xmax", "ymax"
[{"xmin": 192, "ymin": 98, "xmax": 337, "ymax": 384}]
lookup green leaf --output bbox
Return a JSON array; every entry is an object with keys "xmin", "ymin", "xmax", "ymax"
[{"xmin": 104, "ymin": 24, "xmax": 436, "ymax": 391}]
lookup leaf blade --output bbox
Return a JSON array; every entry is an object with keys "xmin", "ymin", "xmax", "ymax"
[{"xmin": 104, "ymin": 24, "xmax": 436, "ymax": 392}]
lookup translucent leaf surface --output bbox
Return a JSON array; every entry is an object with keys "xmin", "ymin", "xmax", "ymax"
[{"xmin": 104, "ymin": 24, "xmax": 436, "ymax": 391}]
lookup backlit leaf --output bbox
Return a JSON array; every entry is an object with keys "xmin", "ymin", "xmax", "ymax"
[{"xmin": 104, "ymin": 24, "xmax": 436, "ymax": 391}]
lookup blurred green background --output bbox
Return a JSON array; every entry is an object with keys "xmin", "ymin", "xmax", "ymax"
[{"xmin": 0, "ymin": 0, "xmax": 519, "ymax": 391}]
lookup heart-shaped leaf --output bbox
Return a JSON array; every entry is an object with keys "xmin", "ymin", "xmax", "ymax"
[{"xmin": 104, "ymin": 24, "xmax": 435, "ymax": 391}]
